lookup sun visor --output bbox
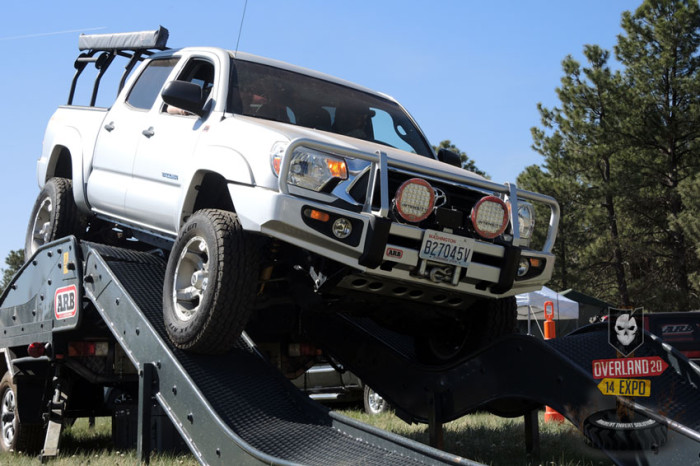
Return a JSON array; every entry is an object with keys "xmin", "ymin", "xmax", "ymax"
[{"xmin": 78, "ymin": 26, "xmax": 169, "ymax": 51}]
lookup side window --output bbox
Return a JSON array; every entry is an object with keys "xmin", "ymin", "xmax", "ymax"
[
  {"xmin": 126, "ymin": 57, "xmax": 179, "ymax": 110},
  {"xmin": 163, "ymin": 58, "xmax": 215, "ymax": 115}
]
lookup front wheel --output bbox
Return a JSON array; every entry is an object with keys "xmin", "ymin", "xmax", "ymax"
[
  {"xmin": 163, "ymin": 209, "xmax": 261, "ymax": 354},
  {"xmin": 0, "ymin": 372, "xmax": 44, "ymax": 453},
  {"xmin": 25, "ymin": 178, "xmax": 85, "ymax": 258}
]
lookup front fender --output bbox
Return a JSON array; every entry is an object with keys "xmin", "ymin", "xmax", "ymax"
[
  {"xmin": 177, "ymin": 145, "xmax": 256, "ymax": 227},
  {"xmin": 196, "ymin": 145, "xmax": 255, "ymax": 186}
]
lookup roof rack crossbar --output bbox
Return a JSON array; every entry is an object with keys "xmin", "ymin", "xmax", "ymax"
[
  {"xmin": 90, "ymin": 52, "xmax": 116, "ymax": 107},
  {"xmin": 118, "ymin": 51, "xmax": 145, "ymax": 94},
  {"xmin": 68, "ymin": 51, "xmax": 95, "ymax": 105}
]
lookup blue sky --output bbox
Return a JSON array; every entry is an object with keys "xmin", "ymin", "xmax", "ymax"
[{"xmin": 0, "ymin": 0, "xmax": 640, "ymax": 265}]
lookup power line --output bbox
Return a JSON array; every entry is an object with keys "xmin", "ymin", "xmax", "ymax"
[{"xmin": 0, "ymin": 27, "xmax": 106, "ymax": 41}]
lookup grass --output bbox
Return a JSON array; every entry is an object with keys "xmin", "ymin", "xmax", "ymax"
[
  {"xmin": 0, "ymin": 417, "xmax": 197, "ymax": 466},
  {"xmin": 339, "ymin": 409, "xmax": 613, "ymax": 466},
  {"xmin": 0, "ymin": 410, "xmax": 612, "ymax": 465}
]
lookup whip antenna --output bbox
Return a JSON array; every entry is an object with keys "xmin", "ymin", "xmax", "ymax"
[{"xmin": 235, "ymin": 0, "xmax": 248, "ymax": 53}]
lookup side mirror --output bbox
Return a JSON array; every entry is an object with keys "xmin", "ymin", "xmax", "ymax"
[
  {"xmin": 437, "ymin": 148, "xmax": 462, "ymax": 168},
  {"xmin": 161, "ymin": 80, "xmax": 205, "ymax": 116}
]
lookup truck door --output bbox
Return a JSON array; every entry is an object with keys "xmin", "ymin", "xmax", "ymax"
[
  {"xmin": 88, "ymin": 57, "xmax": 180, "ymax": 218},
  {"xmin": 125, "ymin": 57, "xmax": 216, "ymax": 233}
]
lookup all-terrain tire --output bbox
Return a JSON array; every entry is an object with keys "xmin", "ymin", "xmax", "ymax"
[
  {"xmin": 0, "ymin": 372, "xmax": 44, "ymax": 453},
  {"xmin": 25, "ymin": 177, "xmax": 85, "ymax": 258},
  {"xmin": 163, "ymin": 209, "xmax": 261, "ymax": 354},
  {"xmin": 583, "ymin": 409, "xmax": 668, "ymax": 450}
]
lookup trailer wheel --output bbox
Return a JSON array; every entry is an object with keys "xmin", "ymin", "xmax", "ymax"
[
  {"xmin": 0, "ymin": 373, "xmax": 44, "ymax": 453},
  {"xmin": 163, "ymin": 209, "xmax": 261, "ymax": 354},
  {"xmin": 415, "ymin": 318, "xmax": 470, "ymax": 363},
  {"xmin": 363, "ymin": 386, "xmax": 390, "ymax": 415},
  {"xmin": 583, "ymin": 409, "xmax": 667, "ymax": 450},
  {"xmin": 25, "ymin": 177, "xmax": 85, "ymax": 258},
  {"xmin": 416, "ymin": 297, "xmax": 517, "ymax": 363}
]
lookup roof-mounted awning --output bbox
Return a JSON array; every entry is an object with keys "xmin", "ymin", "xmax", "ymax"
[{"xmin": 78, "ymin": 26, "xmax": 169, "ymax": 51}]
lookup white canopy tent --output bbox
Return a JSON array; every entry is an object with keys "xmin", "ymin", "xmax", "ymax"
[{"xmin": 516, "ymin": 286, "xmax": 580, "ymax": 338}]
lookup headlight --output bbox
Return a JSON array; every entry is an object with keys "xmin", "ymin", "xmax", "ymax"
[
  {"xmin": 517, "ymin": 202, "xmax": 536, "ymax": 241},
  {"xmin": 286, "ymin": 147, "xmax": 348, "ymax": 192}
]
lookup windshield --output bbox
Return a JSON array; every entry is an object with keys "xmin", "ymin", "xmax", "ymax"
[{"xmin": 228, "ymin": 58, "xmax": 434, "ymax": 158}]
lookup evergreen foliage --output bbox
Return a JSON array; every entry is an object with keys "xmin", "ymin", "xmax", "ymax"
[
  {"xmin": 523, "ymin": 0, "xmax": 700, "ymax": 311},
  {"xmin": 434, "ymin": 140, "xmax": 489, "ymax": 178},
  {"xmin": 0, "ymin": 250, "xmax": 24, "ymax": 295}
]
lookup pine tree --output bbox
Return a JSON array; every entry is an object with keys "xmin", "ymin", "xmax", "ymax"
[
  {"xmin": 526, "ymin": 0, "xmax": 700, "ymax": 311},
  {"xmin": 0, "ymin": 250, "xmax": 24, "ymax": 295},
  {"xmin": 433, "ymin": 140, "xmax": 488, "ymax": 178},
  {"xmin": 615, "ymin": 0, "xmax": 700, "ymax": 310},
  {"xmin": 527, "ymin": 47, "xmax": 631, "ymax": 306}
]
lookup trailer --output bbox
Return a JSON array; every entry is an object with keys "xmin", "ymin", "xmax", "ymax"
[{"xmin": 1, "ymin": 236, "xmax": 699, "ymax": 465}]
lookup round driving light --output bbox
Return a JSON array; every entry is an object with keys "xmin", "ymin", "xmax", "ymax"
[
  {"xmin": 471, "ymin": 196, "xmax": 508, "ymax": 239},
  {"xmin": 517, "ymin": 257, "xmax": 530, "ymax": 277},
  {"xmin": 332, "ymin": 218, "xmax": 353, "ymax": 239},
  {"xmin": 395, "ymin": 178, "xmax": 435, "ymax": 223}
]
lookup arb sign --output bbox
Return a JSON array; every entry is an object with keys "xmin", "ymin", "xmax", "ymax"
[{"xmin": 54, "ymin": 285, "xmax": 77, "ymax": 319}]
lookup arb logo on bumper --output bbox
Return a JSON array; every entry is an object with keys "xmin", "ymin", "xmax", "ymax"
[{"xmin": 55, "ymin": 285, "xmax": 77, "ymax": 319}]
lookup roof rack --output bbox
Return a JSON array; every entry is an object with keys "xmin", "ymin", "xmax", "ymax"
[{"xmin": 68, "ymin": 26, "xmax": 170, "ymax": 106}]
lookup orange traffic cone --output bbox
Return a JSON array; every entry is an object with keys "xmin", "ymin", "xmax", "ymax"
[{"xmin": 543, "ymin": 300, "xmax": 566, "ymax": 423}]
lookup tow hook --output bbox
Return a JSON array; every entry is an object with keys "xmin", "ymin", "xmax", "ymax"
[{"xmin": 429, "ymin": 266, "xmax": 453, "ymax": 283}]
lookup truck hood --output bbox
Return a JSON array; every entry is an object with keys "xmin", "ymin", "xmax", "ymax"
[{"xmin": 232, "ymin": 115, "xmax": 491, "ymax": 185}]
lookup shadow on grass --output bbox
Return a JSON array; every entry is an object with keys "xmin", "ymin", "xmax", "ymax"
[
  {"xmin": 56, "ymin": 418, "xmax": 116, "ymax": 455},
  {"xmin": 346, "ymin": 410, "xmax": 613, "ymax": 466}
]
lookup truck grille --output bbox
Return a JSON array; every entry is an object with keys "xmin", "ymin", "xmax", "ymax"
[{"xmin": 349, "ymin": 169, "xmax": 490, "ymax": 237}]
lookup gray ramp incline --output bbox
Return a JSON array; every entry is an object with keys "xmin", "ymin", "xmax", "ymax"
[{"xmin": 83, "ymin": 243, "xmax": 473, "ymax": 466}]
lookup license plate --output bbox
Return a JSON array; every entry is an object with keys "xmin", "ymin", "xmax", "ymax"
[{"xmin": 419, "ymin": 230, "xmax": 475, "ymax": 268}]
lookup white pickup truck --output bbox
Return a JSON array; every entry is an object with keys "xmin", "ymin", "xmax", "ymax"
[{"xmin": 28, "ymin": 28, "xmax": 559, "ymax": 360}]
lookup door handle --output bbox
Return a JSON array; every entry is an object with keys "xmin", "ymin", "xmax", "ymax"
[
  {"xmin": 142, "ymin": 127, "xmax": 155, "ymax": 138},
  {"xmin": 104, "ymin": 121, "xmax": 115, "ymax": 132}
]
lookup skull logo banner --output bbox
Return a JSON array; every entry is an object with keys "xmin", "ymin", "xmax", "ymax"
[{"xmin": 608, "ymin": 307, "xmax": 644, "ymax": 357}]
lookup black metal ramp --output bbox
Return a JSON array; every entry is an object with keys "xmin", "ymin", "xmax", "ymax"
[
  {"xmin": 81, "ymin": 243, "xmax": 475, "ymax": 466},
  {"xmin": 303, "ymin": 312, "xmax": 700, "ymax": 465}
]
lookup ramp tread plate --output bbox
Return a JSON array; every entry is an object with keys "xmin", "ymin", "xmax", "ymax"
[{"xmin": 92, "ymin": 244, "xmax": 438, "ymax": 466}]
